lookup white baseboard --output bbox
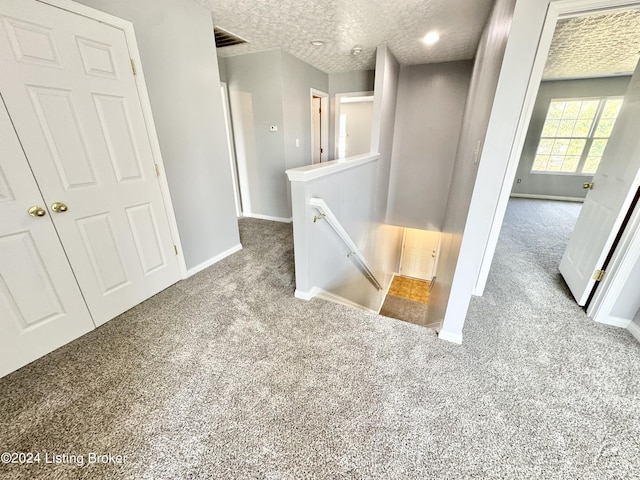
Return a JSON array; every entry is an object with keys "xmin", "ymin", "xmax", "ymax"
[
  {"xmin": 510, "ymin": 193, "xmax": 584, "ymax": 203},
  {"xmin": 295, "ymin": 287, "xmax": 375, "ymax": 313},
  {"xmin": 594, "ymin": 315, "xmax": 631, "ymax": 328},
  {"xmin": 294, "ymin": 289, "xmax": 314, "ymax": 301},
  {"xmin": 627, "ymin": 321, "xmax": 640, "ymax": 343},
  {"xmin": 243, "ymin": 212, "xmax": 293, "ymax": 223},
  {"xmin": 186, "ymin": 243, "xmax": 242, "ymax": 277},
  {"xmin": 438, "ymin": 329, "xmax": 463, "ymax": 344}
]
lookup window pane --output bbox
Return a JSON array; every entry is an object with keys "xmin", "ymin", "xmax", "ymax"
[
  {"xmin": 578, "ymin": 101, "xmax": 599, "ymax": 119},
  {"xmin": 582, "ymin": 156, "xmax": 602, "ymax": 174},
  {"xmin": 532, "ymin": 155, "xmax": 550, "ymax": 171},
  {"xmin": 547, "ymin": 102, "xmax": 565, "ymax": 119},
  {"xmin": 601, "ymin": 99, "xmax": 622, "ymax": 118},
  {"xmin": 551, "ymin": 139, "xmax": 569, "ymax": 155},
  {"xmin": 561, "ymin": 156, "xmax": 580, "ymax": 172},
  {"xmin": 536, "ymin": 138, "xmax": 554, "ymax": 155},
  {"xmin": 589, "ymin": 139, "xmax": 608, "ymax": 157},
  {"xmin": 563, "ymin": 101, "xmax": 581, "ymax": 118},
  {"xmin": 547, "ymin": 155, "xmax": 564, "ymax": 171},
  {"xmin": 542, "ymin": 119, "xmax": 560, "ymax": 137},
  {"xmin": 567, "ymin": 139, "xmax": 586, "ymax": 155},
  {"xmin": 573, "ymin": 118, "xmax": 593, "ymax": 136},
  {"xmin": 557, "ymin": 119, "xmax": 576, "ymax": 136},
  {"xmin": 595, "ymin": 118, "xmax": 615, "ymax": 137}
]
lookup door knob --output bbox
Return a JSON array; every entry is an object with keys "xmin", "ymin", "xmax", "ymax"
[
  {"xmin": 28, "ymin": 206, "xmax": 47, "ymax": 217},
  {"xmin": 583, "ymin": 182, "xmax": 594, "ymax": 190},
  {"xmin": 51, "ymin": 202, "xmax": 68, "ymax": 213}
]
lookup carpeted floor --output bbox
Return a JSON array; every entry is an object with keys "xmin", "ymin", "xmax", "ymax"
[{"xmin": 0, "ymin": 199, "xmax": 639, "ymax": 479}]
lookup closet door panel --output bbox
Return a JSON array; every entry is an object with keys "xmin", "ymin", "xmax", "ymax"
[{"xmin": 0, "ymin": 99, "xmax": 94, "ymax": 378}]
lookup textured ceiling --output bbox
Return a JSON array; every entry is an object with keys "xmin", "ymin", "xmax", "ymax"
[
  {"xmin": 195, "ymin": 0, "xmax": 495, "ymax": 73},
  {"xmin": 544, "ymin": 9, "xmax": 640, "ymax": 80}
]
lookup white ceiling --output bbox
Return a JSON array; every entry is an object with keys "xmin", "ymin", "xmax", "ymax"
[
  {"xmin": 196, "ymin": 0, "xmax": 495, "ymax": 73},
  {"xmin": 543, "ymin": 8, "xmax": 640, "ymax": 80}
]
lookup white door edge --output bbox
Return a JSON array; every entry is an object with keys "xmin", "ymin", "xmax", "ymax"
[
  {"xmin": 474, "ymin": 0, "xmax": 640, "ymax": 297},
  {"xmin": 588, "ymin": 186, "xmax": 640, "ymax": 323},
  {"xmin": 38, "ymin": 0, "xmax": 188, "ymax": 278}
]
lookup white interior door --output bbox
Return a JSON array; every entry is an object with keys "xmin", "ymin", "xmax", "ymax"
[
  {"xmin": 0, "ymin": 0, "xmax": 180, "ymax": 326},
  {"xmin": 560, "ymin": 60, "xmax": 640, "ymax": 305},
  {"xmin": 0, "ymin": 98, "xmax": 95, "ymax": 378},
  {"xmin": 400, "ymin": 228, "xmax": 441, "ymax": 281}
]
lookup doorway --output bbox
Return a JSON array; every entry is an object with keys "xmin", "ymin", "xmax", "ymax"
[
  {"xmin": 477, "ymin": 2, "xmax": 640, "ymax": 323},
  {"xmin": 335, "ymin": 92, "xmax": 374, "ymax": 159},
  {"xmin": 310, "ymin": 89, "xmax": 328, "ymax": 164}
]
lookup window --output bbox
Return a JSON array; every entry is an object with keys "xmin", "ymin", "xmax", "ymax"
[{"xmin": 532, "ymin": 97, "xmax": 623, "ymax": 175}]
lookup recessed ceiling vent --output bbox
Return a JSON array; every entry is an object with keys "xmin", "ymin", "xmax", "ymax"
[{"xmin": 214, "ymin": 27, "xmax": 248, "ymax": 48}]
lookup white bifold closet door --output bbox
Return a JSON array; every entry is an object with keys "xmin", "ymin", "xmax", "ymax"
[
  {"xmin": 0, "ymin": 98, "xmax": 95, "ymax": 378},
  {"xmin": 0, "ymin": 0, "xmax": 180, "ymax": 327}
]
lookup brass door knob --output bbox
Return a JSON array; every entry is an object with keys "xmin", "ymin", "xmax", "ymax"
[
  {"xmin": 583, "ymin": 182, "xmax": 594, "ymax": 190},
  {"xmin": 28, "ymin": 206, "xmax": 46, "ymax": 217},
  {"xmin": 51, "ymin": 202, "xmax": 68, "ymax": 213}
]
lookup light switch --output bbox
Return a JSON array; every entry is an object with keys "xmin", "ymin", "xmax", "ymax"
[{"xmin": 269, "ymin": 126, "xmax": 278, "ymax": 132}]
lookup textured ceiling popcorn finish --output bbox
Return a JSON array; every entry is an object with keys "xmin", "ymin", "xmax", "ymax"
[
  {"xmin": 196, "ymin": 0, "xmax": 494, "ymax": 73},
  {"xmin": 544, "ymin": 9, "xmax": 640, "ymax": 80}
]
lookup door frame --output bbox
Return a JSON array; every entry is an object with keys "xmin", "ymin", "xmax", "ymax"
[
  {"xmin": 37, "ymin": 0, "xmax": 188, "ymax": 278},
  {"xmin": 334, "ymin": 91, "xmax": 374, "ymax": 159},
  {"xmin": 310, "ymin": 88, "xmax": 329, "ymax": 163},
  {"xmin": 220, "ymin": 82, "xmax": 243, "ymax": 217},
  {"xmin": 474, "ymin": 0, "xmax": 640, "ymax": 297}
]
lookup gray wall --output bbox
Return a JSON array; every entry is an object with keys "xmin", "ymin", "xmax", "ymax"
[
  {"xmin": 226, "ymin": 50, "xmax": 328, "ymax": 220},
  {"xmin": 75, "ymin": 0, "xmax": 241, "ymax": 271},
  {"xmin": 512, "ymin": 76, "xmax": 631, "ymax": 199},
  {"xmin": 437, "ymin": 0, "xmax": 517, "ymax": 338},
  {"xmin": 387, "ymin": 61, "xmax": 473, "ymax": 230},
  {"xmin": 371, "ymin": 46, "xmax": 401, "ymax": 224},
  {"xmin": 328, "ymin": 71, "xmax": 375, "ymax": 159},
  {"xmin": 218, "ymin": 56, "xmax": 228, "ymax": 83}
]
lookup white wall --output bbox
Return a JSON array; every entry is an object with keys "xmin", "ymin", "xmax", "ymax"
[
  {"xmin": 339, "ymin": 100, "xmax": 373, "ymax": 158},
  {"xmin": 387, "ymin": 61, "xmax": 473, "ymax": 231},
  {"xmin": 74, "ymin": 0, "xmax": 241, "ymax": 271},
  {"xmin": 226, "ymin": 50, "xmax": 328, "ymax": 221},
  {"xmin": 328, "ymin": 70, "xmax": 375, "ymax": 160},
  {"xmin": 436, "ymin": 0, "xmax": 517, "ymax": 343},
  {"xmin": 513, "ymin": 76, "xmax": 631, "ymax": 199}
]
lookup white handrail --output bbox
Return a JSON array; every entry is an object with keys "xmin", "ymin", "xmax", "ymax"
[{"xmin": 308, "ymin": 197, "xmax": 382, "ymax": 291}]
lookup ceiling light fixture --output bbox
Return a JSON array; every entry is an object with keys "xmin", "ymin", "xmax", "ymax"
[
  {"xmin": 351, "ymin": 46, "xmax": 363, "ymax": 56},
  {"xmin": 422, "ymin": 32, "xmax": 440, "ymax": 45},
  {"xmin": 310, "ymin": 40, "xmax": 325, "ymax": 46}
]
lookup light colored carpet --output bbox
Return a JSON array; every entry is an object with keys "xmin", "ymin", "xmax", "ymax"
[{"xmin": 0, "ymin": 200, "xmax": 639, "ymax": 479}]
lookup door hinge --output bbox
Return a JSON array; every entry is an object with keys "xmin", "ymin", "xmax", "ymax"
[
  {"xmin": 593, "ymin": 269, "xmax": 606, "ymax": 282},
  {"xmin": 155, "ymin": 164, "xmax": 160, "ymax": 177},
  {"xmin": 320, "ymin": 148, "xmax": 323, "ymax": 153},
  {"xmin": 130, "ymin": 58, "xmax": 137, "ymax": 76},
  {"xmin": 174, "ymin": 245, "xmax": 178, "ymax": 255}
]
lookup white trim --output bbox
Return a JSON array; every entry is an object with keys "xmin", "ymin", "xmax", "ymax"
[
  {"xmin": 186, "ymin": 243, "xmax": 242, "ymax": 277},
  {"xmin": 474, "ymin": 0, "xmax": 640, "ymax": 297},
  {"xmin": 294, "ymin": 289, "xmax": 315, "ymax": 301},
  {"xmin": 377, "ymin": 273, "xmax": 398, "ymax": 314},
  {"xmin": 438, "ymin": 329, "xmax": 463, "ymax": 344},
  {"xmin": 510, "ymin": 193, "xmax": 584, "ymax": 203},
  {"xmin": 242, "ymin": 213, "xmax": 292, "ymax": 223},
  {"xmin": 286, "ymin": 153, "xmax": 379, "ymax": 182},
  {"xmin": 594, "ymin": 315, "xmax": 632, "ymax": 328},
  {"xmin": 38, "ymin": 0, "xmax": 188, "ymax": 278},
  {"xmin": 220, "ymin": 82, "xmax": 242, "ymax": 218},
  {"xmin": 296, "ymin": 287, "xmax": 375, "ymax": 313},
  {"xmin": 310, "ymin": 89, "xmax": 329, "ymax": 164},
  {"xmin": 628, "ymin": 321, "xmax": 640, "ymax": 343}
]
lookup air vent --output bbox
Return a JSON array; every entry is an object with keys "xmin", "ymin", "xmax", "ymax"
[{"xmin": 214, "ymin": 27, "xmax": 248, "ymax": 48}]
